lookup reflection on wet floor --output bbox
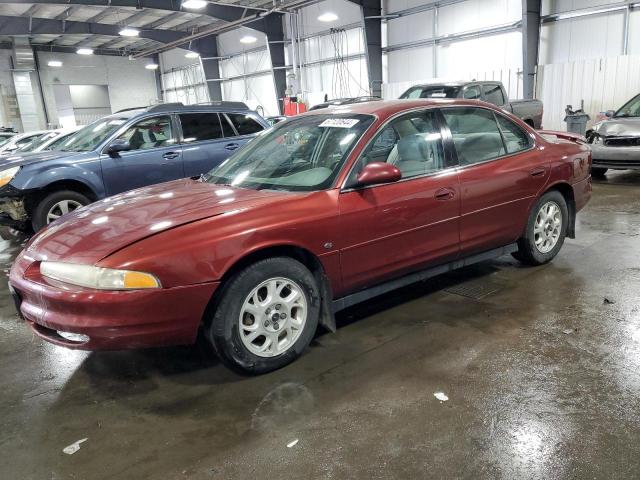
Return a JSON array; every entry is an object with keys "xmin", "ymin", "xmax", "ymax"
[{"xmin": 1, "ymin": 172, "xmax": 640, "ymax": 479}]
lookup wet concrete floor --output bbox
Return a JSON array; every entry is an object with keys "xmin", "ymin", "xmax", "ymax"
[{"xmin": 2, "ymin": 173, "xmax": 640, "ymax": 479}]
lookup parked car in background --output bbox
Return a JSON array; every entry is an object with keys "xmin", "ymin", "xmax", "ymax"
[
  {"xmin": 400, "ymin": 81, "xmax": 543, "ymax": 128},
  {"xmin": 0, "ymin": 102, "xmax": 268, "ymax": 230},
  {"xmin": 29, "ymin": 127, "xmax": 83, "ymax": 153},
  {"xmin": 587, "ymin": 93, "xmax": 640, "ymax": 176},
  {"xmin": 0, "ymin": 131, "xmax": 49, "ymax": 155},
  {"xmin": 9, "ymin": 99, "xmax": 591, "ymax": 374},
  {"xmin": 265, "ymin": 115, "xmax": 287, "ymax": 126},
  {"xmin": 0, "ymin": 130, "xmax": 16, "ymax": 148},
  {"xmin": 309, "ymin": 96, "xmax": 382, "ymax": 111}
]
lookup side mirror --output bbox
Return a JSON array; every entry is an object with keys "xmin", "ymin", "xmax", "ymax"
[
  {"xmin": 107, "ymin": 139, "xmax": 131, "ymax": 156},
  {"xmin": 605, "ymin": 110, "xmax": 615, "ymax": 118},
  {"xmin": 356, "ymin": 162, "xmax": 402, "ymax": 187}
]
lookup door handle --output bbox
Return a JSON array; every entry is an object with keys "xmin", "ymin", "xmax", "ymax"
[
  {"xmin": 162, "ymin": 151, "xmax": 180, "ymax": 160},
  {"xmin": 225, "ymin": 143, "xmax": 240, "ymax": 151},
  {"xmin": 434, "ymin": 188, "xmax": 455, "ymax": 200},
  {"xmin": 530, "ymin": 167, "xmax": 547, "ymax": 177}
]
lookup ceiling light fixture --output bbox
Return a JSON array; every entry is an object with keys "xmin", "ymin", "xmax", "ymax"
[
  {"xmin": 239, "ymin": 35, "xmax": 257, "ymax": 44},
  {"xmin": 318, "ymin": 12, "xmax": 338, "ymax": 22},
  {"xmin": 119, "ymin": 27, "xmax": 140, "ymax": 37},
  {"xmin": 76, "ymin": 48, "xmax": 94, "ymax": 55},
  {"xmin": 48, "ymin": 60, "xmax": 63, "ymax": 67},
  {"xmin": 185, "ymin": 51, "xmax": 200, "ymax": 58},
  {"xmin": 145, "ymin": 63, "xmax": 159, "ymax": 70},
  {"xmin": 182, "ymin": 0, "xmax": 207, "ymax": 9}
]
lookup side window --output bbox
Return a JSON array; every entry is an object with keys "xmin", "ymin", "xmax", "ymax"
[
  {"xmin": 496, "ymin": 114, "xmax": 532, "ymax": 154},
  {"xmin": 442, "ymin": 107, "xmax": 506, "ymax": 165},
  {"xmin": 116, "ymin": 116, "xmax": 175, "ymax": 151},
  {"xmin": 225, "ymin": 113, "xmax": 265, "ymax": 136},
  {"xmin": 482, "ymin": 84, "xmax": 505, "ymax": 106},
  {"xmin": 350, "ymin": 110, "xmax": 446, "ymax": 184},
  {"xmin": 463, "ymin": 86, "xmax": 481, "ymax": 100},
  {"xmin": 403, "ymin": 88, "xmax": 422, "ymax": 99},
  {"xmin": 179, "ymin": 113, "xmax": 223, "ymax": 143}
]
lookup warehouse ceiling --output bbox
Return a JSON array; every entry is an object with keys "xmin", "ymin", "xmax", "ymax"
[{"xmin": 0, "ymin": 0, "xmax": 291, "ymax": 55}]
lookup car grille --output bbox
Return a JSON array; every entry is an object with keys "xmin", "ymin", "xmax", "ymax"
[{"xmin": 603, "ymin": 136, "xmax": 640, "ymax": 147}]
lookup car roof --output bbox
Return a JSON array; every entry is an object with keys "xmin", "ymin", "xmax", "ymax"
[{"xmin": 300, "ymin": 98, "xmax": 499, "ymax": 122}]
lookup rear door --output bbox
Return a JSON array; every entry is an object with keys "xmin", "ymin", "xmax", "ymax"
[
  {"xmin": 100, "ymin": 114, "xmax": 184, "ymax": 195},
  {"xmin": 441, "ymin": 106, "xmax": 547, "ymax": 254},
  {"xmin": 179, "ymin": 112, "xmax": 233, "ymax": 176}
]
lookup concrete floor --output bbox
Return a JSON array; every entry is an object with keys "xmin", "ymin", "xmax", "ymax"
[{"xmin": 2, "ymin": 173, "xmax": 640, "ymax": 479}]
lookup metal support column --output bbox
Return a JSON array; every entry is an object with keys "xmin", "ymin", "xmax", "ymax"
[
  {"xmin": 522, "ymin": 0, "xmax": 541, "ymax": 99},
  {"xmin": 361, "ymin": 0, "xmax": 383, "ymax": 97},
  {"xmin": 260, "ymin": 14, "xmax": 287, "ymax": 114},
  {"xmin": 193, "ymin": 37, "xmax": 222, "ymax": 102}
]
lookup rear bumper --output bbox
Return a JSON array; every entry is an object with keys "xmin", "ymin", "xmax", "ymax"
[
  {"xmin": 9, "ymin": 255, "xmax": 218, "ymax": 350},
  {"xmin": 590, "ymin": 144, "xmax": 640, "ymax": 169}
]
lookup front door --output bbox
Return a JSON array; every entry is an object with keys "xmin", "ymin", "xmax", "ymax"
[
  {"xmin": 338, "ymin": 109, "xmax": 460, "ymax": 293},
  {"xmin": 441, "ymin": 106, "xmax": 548, "ymax": 254},
  {"xmin": 100, "ymin": 115, "xmax": 184, "ymax": 195}
]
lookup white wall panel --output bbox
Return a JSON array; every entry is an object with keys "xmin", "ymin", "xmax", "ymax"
[
  {"xmin": 541, "ymin": 0, "xmax": 625, "ymax": 16},
  {"xmin": 386, "ymin": 46, "xmax": 434, "ymax": 84},
  {"xmin": 437, "ymin": 0, "xmax": 521, "ymax": 35},
  {"xmin": 387, "ymin": 10, "xmax": 434, "ymax": 46},
  {"xmin": 221, "ymin": 74, "xmax": 279, "ymax": 116},
  {"xmin": 386, "ymin": 0, "xmax": 436, "ymax": 14},
  {"xmin": 536, "ymin": 55, "xmax": 640, "ymax": 131},
  {"xmin": 218, "ymin": 27, "xmax": 268, "ymax": 57},
  {"xmin": 628, "ymin": 10, "xmax": 640, "ymax": 55},
  {"xmin": 304, "ymin": 58, "xmax": 370, "ymax": 104},
  {"xmin": 539, "ymin": 11, "xmax": 625, "ymax": 64}
]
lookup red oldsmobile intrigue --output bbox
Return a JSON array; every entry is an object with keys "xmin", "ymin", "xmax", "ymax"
[{"xmin": 9, "ymin": 99, "xmax": 592, "ymax": 373}]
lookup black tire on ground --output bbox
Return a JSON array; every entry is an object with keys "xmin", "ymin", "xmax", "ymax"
[
  {"xmin": 591, "ymin": 167, "xmax": 608, "ymax": 177},
  {"xmin": 31, "ymin": 190, "xmax": 90, "ymax": 231},
  {"xmin": 512, "ymin": 190, "xmax": 569, "ymax": 266},
  {"xmin": 206, "ymin": 257, "xmax": 320, "ymax": 374}
]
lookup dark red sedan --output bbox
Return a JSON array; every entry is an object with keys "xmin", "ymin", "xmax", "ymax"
[{"xmin": 9, "ymin": 99, "xmax": 592, "ymax": 373}]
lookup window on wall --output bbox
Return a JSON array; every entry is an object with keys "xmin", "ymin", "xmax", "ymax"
[{"xmin": 161, "ymin": 64, "xmax": 209, "ymax": 105}]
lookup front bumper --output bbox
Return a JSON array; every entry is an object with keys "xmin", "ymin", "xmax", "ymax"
[
  {"xmin": 590, "ymin": 144, "xmax": 640, "ymax": 169},
  {"xmin": 9, "ymin": 253, "xmax": 219, "ymax": 350},
  {"xmin": 0, "ymin": 183, "xmax": 29, "ymax": 226}
]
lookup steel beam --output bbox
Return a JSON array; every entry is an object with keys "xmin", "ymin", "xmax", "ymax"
[
  {"xmin": 348, "ymin": 0, "xmax": 382, "ymax": 97},
  {"xmin": 261, "ymin": 14, "xmax": 286, "ymax": 113},
  {"xmin": 0, "ymin": 14, "xmax": 191, "ymax": 45},
  {"xmin": 192, "ymin": 37, "xmax": 222, "ymax": 102},
  {"xmin": 522, "ymin": 0, "xmax": 541, "ymax": 99}
]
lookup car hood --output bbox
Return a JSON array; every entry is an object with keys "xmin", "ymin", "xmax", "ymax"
[
  {"xmin": 25, "ymin": 178, "xmax": 290, "ymax": 264},
  {"xmin": 592, "ymin": 117, "xmax": 640, "ymax": 137},
  {"xmin": 0, "ymin": 150, "xmax": 83, "ymax": 169}
]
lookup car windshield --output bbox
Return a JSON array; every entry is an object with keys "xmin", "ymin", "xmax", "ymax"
[
  {"xmin": 615, "ymin": 94, "xmax": 640, "ymax": 118},
  {"xmin": 401, "ymin": 86, "xmax": 461, "ymax": 99},
  {"xmin": 205, "ymin": 113, "xmax": 375, "ymax": 191},
  {"xmin": 0, "ymin": 136, "xmax": 12, "ymax": 147},
  {"xmin": 16, "ymin": 132, "xmax": 57, "ymax": 152},
  {"xmin": 58, "ymin": 117, "xmax": 130, "ymax": 152},
  {"xmin": 43, "ymin": 131, "xmax": 77, "ymax": 151}
]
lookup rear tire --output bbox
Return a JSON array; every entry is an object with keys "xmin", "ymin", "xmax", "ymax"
[
  {"xmin": 31, "ymin": 190, "xmax": 90, "ymax": 231},
  {"xmin": 512, "ymin": 190, "xmax": 568, "ymax": 266},
  {"xmin": 206, "ymin": 257, "xmax": 320, "ymax": 374},
  {"xmin": 591, "ymin": 167, "xmax": 608, "ymax": 177}
]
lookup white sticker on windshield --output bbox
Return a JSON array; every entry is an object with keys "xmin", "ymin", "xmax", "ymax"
[
  {"xmin": 428, "ymin": 93, "xmax": 448, "ymax": 98},
  {"xmin": 319, "ymin": 119, "xmax": 360, "ymax": 128}
]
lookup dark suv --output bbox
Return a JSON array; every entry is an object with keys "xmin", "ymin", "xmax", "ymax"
[{"xmin": 0, "ymin": 102, "xmax": 268, "ymax": 230}]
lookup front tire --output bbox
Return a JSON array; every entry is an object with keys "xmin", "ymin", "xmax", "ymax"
[
  {"xmin": 513, "ymin": 191, "xmax": 568, "ymax": 266},
  {"xmin": 31, "ymin": 190, "xmax": 90, "ymax": 231},
  {"xmin": 591, "ymin": 167, "xmax": 608, "ymax": 177},
  {"xmin": 206, "ymin": 257, "xmax": 320, "ymax": 374}
]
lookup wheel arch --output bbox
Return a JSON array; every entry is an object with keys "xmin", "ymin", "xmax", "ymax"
[
  {"xmin": 204, "ymin": 244, "xmax": 336, "ymax": 333},
  {"xmin": 544, "ymin": 181, "xmax": 576, "ymax": 239}
]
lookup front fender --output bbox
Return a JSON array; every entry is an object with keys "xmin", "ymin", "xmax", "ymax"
[{"xmin": 12, "ymin": 163, "xmax": 105, "ymax": 198}]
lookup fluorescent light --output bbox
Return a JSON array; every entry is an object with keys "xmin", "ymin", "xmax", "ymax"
[
  {"xmin": 318, "ymin": 12, "xmax": 338, "ymax": 22},
  {"xmin": 48, "ymin": 60, "xmax": 62, "ymax": 67},
  {"xmin": 145, "ymin": 63, "xmax": 159, "ymax": 70},
  {"xmin": 119, "ymin": 27, "xmax": 139, "ymax": 37},
  {"xmin": 185, "ymin": 51, "xmax": 199, "ymax": 58},
  {"xmin": 76, "ymin": 48, "xmax": 94, "ymax": 55},
  {"xmin": 240, "ymin": 35, "xmax": 257, "ymax": 44},
  {"xmin": 182, "ymin": 0, "xmax": 207, "ymax": 9}
]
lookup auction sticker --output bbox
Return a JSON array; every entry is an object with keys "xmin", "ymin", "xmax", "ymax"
[{"xmin": 319, "ymin": 119, "xmax": 359, "ymax": 128}]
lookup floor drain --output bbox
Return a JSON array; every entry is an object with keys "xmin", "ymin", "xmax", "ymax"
[{"xmin": 443, "ymin": 279, "xmax": 504, "ymax": 300}]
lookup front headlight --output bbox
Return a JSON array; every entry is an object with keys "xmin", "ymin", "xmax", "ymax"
[
  {"xmin": 40, "ymin": 261, "xmax": 161, "ymax": 290},
  {"xmin": 0, "ymin": 166, "xmax": 20, "ymax": 188}
]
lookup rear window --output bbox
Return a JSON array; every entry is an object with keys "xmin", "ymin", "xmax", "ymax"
[
  {"xmin": 225, "ymin": 113, "xmax": 264, "ymax": 136},
  {"xmin": 400, "ymin": 86, "xmax": 461, "ymax": 99},
  {"xmin": 179, "ymin": 113, "xmax": 223, "ymax": 142}
]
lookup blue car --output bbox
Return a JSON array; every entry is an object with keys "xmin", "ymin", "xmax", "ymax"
[{"xmin": 0, "ymin": 102, "xmax": 268, "ymax": 230}]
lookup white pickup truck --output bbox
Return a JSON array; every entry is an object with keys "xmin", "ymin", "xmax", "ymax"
[{"xmin": 400, "ymin": 81, "xmax": 543, "ymax": 129}]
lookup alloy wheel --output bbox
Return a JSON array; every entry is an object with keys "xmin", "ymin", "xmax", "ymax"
[
  {"xmin": 534, "ymin": 200, "xmax": 562, "ymax": 254},
  {"xmin": 46, "ymin": 199, "xmax": 83, "ymax": 224}
]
